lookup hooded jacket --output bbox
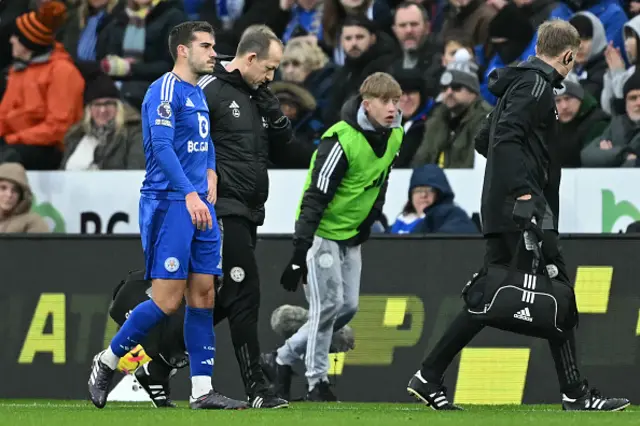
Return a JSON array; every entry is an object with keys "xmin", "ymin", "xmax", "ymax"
[
  {"xmin": 572, "ymin": 11, "xmax": 608, "ymax": 102},
  {"xmin": 601, "ymin": 15, "xmax": 640, "ymax": 115},
  {"xmin": 390, "ymin": 164, "xmax": 478, "ymax": 234},
  {"xmin": 0, "ymin": 163, "xmax": 49, "ymax": 233},
  {"xmin": 198, "ymin": 61, "xmax": 293, "ymax": 226},
  {"xmin": 0, "ymin": 43, "xmax": 85, "ymax": 150},
  {"xmin": 557, "ymin": 92, "xmax": 609, "ymax": 167},
  {"xmin": 293, "ymin": 96, "xmax": 402, "ymax": 250},
  {"xmin": 581, "ymin": 113, "xmax": 640, "ymax": 167},
  {"xmin": 475, "ymin": 56, "xmax": 564, "ymax": 234}
]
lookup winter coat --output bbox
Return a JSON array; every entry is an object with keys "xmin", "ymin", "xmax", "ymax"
[
  {"xmin": 572, "ymin": 11, "xmax": 608, "ymax": 101},
  {"xmin": 556, "ymin": 93, "xmax": 610, "ymax": 167},
  {"xmin": 601, "ymin": 15, "xmax": 640, "ymax": 115},
  {"xmin": 412, "ymin": 97, "xmax": 492, "ymax": 169},
  {"xmin": 390, "ymin": 164, "xmax": 477, "ymax": 234},
  {"xmin": 581, "ymin": 113, "xmax": 640, "ymax": 166},
  {"xmin": 198, "ymin": 62, "xmax": 293, "ymax": 225},
  {"xmin": 96, "ymin": 0, "xmax": 187, "ymax": 108},
  {"xmin": 60, "ymin": 103, "xmax": 145, "ymax": 170},
  {"xmin": 0, "ymin": 163, "xmax": 49, "ymax": 233},
  {"xmin": 0, "ymin": 43, "xmax": 85, "ymax": 150},
  {"xmin": 475, "ymin": 57, "xmax": 564, "ymax": 234}
]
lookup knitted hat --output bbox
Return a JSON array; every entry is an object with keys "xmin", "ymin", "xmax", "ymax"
[
  {"xmin": 15, "ymin": 1, "xmax": 67, "ymax": 53},
  {"xmin": 624, "ymin": 71, "xmax": 640, "ymax": 99},
  {"xmin": 84, "ymin": 72, "xmax": 121, "ymax": 106},
  {"xmin": 555, "ymin": 73, "xmax": 584, "ymax": 100},
  {"xmin": 439, "ymin": 53, "xmax": 480, "ymax": 94}
]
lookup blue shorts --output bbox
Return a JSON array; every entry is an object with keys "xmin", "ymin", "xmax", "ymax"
[{"xmin": 139, "ymin": 196, "xmax": 222, "ymax": 280}]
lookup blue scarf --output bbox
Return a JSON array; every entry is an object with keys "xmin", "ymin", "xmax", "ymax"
[
  {"xmin": 282, "ymin": 4, "xmax": 323, "ymax": 43},
  {"xmin": 77, "ymin": 11, "xmax": 105, "ymax": 61}
]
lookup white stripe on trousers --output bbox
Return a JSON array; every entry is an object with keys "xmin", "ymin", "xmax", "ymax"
[{"xmin": 305, "ymin": 250, "xmax": 321, "ymax": 374}]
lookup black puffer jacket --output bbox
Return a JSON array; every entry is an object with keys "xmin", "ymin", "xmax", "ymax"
[{"xmin": 199, "ymin": 62, "xmax": 293, "ymax": 225}]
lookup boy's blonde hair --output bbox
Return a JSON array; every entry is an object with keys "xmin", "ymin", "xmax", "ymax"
[{"xmin": 359, "ymin": 72, "xmax": 402, "ymax": 101}]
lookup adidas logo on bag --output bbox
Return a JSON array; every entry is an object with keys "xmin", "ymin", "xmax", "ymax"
[{"xmin": 514, "ymin": 307, "xmax": 533, "ymax": 322}]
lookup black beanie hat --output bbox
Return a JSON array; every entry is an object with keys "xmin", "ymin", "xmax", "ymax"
[
  {"xmin": 84, "ymin": 72, "xmax": 121, "ymax": 105},
  {"xmin": 569, "ymin": 14, "xmax": 594, "ymax": 39},
  {"xmin": 341, "ymin": 15, "xmax": 377, "ymax": 34},
  {"xmin": 624, "ymin": 71, "xmax": 640, "ymax": 99},
  {"xmin": 488, "ymin": 3, "xmax": 534, "ymax": 42},
  {"xmin": 392, "ymin": 67, "xmax": 425, "ymax": 100}
]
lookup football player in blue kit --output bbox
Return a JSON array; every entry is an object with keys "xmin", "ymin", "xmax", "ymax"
[{"xmin": 88, "ymin": 21, "xmax": 247, "ymax": 410}]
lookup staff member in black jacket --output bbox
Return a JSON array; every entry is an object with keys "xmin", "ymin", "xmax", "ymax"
[
  {"xmin": 195, "ymin": 25, "xmax": 292, "ymax": 409},
  {"xmin": 405, "ymin": 20, "xmax": 630, "ymax": 412}
]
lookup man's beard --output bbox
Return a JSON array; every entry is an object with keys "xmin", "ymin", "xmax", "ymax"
[{"xmin": 188, "ymin": 58, "xmax": 213, "ymax": 76}]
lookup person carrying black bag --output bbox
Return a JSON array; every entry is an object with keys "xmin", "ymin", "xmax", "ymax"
[{"xmin": 405, "ymin": 20, "xmax": 630, "ymax": 412}]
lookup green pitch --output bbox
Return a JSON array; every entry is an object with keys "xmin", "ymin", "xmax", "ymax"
[{"xmin": 1, "ymin": 401, "xmax": 638, "ymax": 426}]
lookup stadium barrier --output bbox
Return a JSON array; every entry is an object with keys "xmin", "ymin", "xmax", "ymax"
[
  {"xmin": 24, "ymin": 168, "xmax": 640, "ymax": 234},
  {"xmin": 0, "ymin": 234, "xmax": 638, "ymax": 404}
]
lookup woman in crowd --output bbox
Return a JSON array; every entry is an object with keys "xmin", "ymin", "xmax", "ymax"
[
  {"xmin": 390, "ymin": 164, "xmax": 478, "ymax": 234},
  {"xmin": 61, "ymin": 73, "xmax": 144, "ymax": 170}
]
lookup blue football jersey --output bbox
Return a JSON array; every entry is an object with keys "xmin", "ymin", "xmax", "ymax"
[{"xmin": 140, "ymin": 72, "xmax": 215, "ymax": 200}]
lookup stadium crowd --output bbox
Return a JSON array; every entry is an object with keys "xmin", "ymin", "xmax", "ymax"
[{"xmin": 0, "ymin": 0, "xmax": 639, "ymax": 235}]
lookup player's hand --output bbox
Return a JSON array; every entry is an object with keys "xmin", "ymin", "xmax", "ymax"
[
  {"xmin": 280, "ymin": 249, "xmax": 308, "ymax": 292},
  {"xmin": 207, "ymin": 169, "xmax": 217, "ymax": 204},
  {"xmin": 186, "ymin": 192, "xmax": 212, "ymax": 231}
]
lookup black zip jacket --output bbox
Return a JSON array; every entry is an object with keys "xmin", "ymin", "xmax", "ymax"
[
  {"xmin": 475, "ymin": 56, "xmax": 564, "ymax": 234},
  {"xmin": 199, "ymin": 62, "xmax": 293, "ymax": 225},
  {"xmin": 293, "ymin": 96, "xmax": 401, "ymax": 251}
]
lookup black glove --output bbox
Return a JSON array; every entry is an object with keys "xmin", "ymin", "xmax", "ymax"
[
  {"xmin": 512, "ymin": 197, "xmax": 536, "ymax": 230},
  {"xmin": 254, "ymin": 84, "xmax": 286, "ymax": 125},
  {"xmin": 280, "ymin": 248, "xmax": 308, "ymax": 292}
]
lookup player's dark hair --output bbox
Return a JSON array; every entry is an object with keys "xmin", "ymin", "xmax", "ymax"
[
  {"xmin": 236, "ymin": 25, "xmax": 283, "ymax": 60},
  {"xmin": 168, "ymin": 21, "xmax": 214, "ymax": 61}
]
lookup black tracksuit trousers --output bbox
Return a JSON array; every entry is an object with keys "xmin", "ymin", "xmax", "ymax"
[
  {"xmin": 214, "ymin": 216, "xmax": 266, "ymax": 396},
  {"xmin": 419, "ymin": 231, "xmax": 585, "ymax": 396}
]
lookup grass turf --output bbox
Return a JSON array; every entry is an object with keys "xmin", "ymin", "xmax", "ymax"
[{"xmin": 1, "ymin": 401, "xmax": 638, "ymax": 426}]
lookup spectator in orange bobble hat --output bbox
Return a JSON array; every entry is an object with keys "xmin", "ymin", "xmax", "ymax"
[{"xmin": 0, "ymin": 1, "xmax": 85, "ymax": 170}]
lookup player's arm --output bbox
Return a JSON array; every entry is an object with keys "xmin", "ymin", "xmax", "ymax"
[
  {"xmin": 293, "ymin": 137, "xmax": 348, "ymax": 251},
  {"xmin": 147, "ymin": 86, "xmax": 197, "ymax": 196},
  {"xmin": 207, "ymin": 134, "xmax": 216, "ymax": 173},
  {"xmin": 492, "ymin": 76, "xmax": 542, "ymax": 198}
]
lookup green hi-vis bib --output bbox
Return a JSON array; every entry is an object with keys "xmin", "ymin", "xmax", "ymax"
[{"xmin": 296, "ymin": 120, "xmax": 403, "ymax": 241}]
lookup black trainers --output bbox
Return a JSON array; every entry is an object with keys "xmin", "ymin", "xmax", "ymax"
[
  {"xmin": 306, "ymin": 381, "xmax": 338, "ymax": 402},
  {"xmin": 88, "ymin": 351, "xmax": 116, "ymax": 409},
  {"xmin": 407, "ymin": 371, "xmax": 462, "ymax": 410},
  {"xmin": 260, "ymin": 351, "xmax": 294, "ymax": 400},
  {"xmin": 134, "ymin": 363, "xmax": 176, "ymax": 408},
  {"xmin": 562, "ymin": 388, "xmax": 630, "ymax": 411},
  {"xmin": 189, "ymin": 389, "xmax": 249, "ymax": 410},
  {"xmin": 248, "ymin": 383, "xmax": 290, "ymax": 409}
]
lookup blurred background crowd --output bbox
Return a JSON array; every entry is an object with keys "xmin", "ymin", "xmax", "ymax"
[{"xmin": 1, "ymin": 0, "xmax": 640, "ymax": 235}]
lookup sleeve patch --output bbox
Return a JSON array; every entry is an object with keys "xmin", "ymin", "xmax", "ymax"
[{"xmin": 157, "ymin": 102, "xmax": 172, "ymax": 119}]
